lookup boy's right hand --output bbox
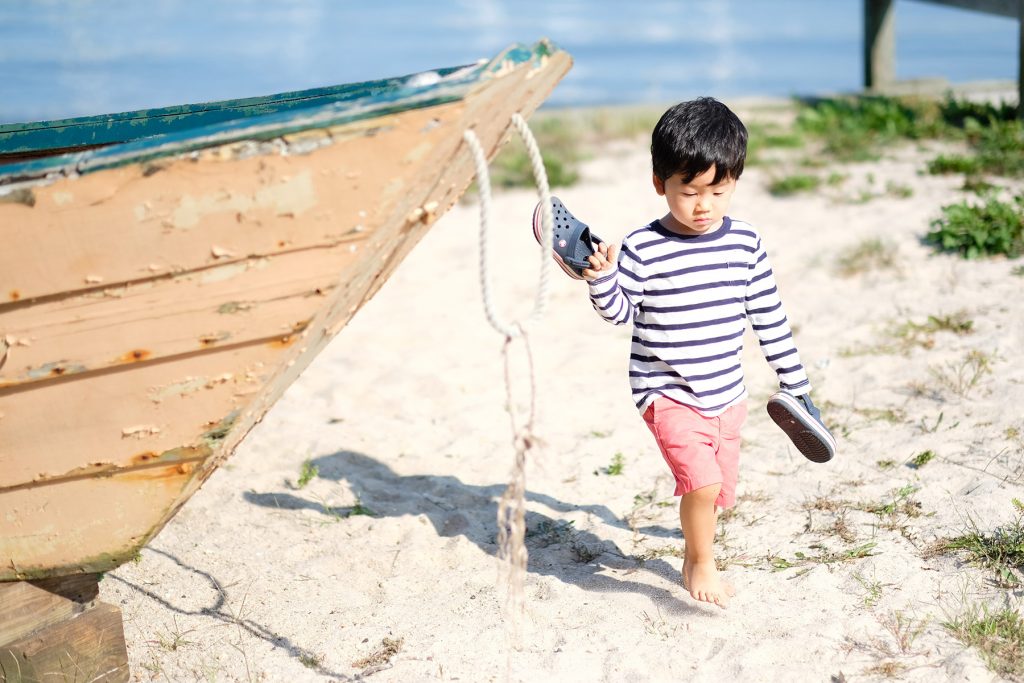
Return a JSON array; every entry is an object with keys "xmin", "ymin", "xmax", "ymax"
[{"xmin": 582, "ymin": 242, "xmax": 619, "ymax": 281}]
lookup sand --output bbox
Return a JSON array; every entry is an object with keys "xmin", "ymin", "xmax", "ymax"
[{"xmin": 103, "ymin": 113, "xmax": 1024, "ymax": 682}]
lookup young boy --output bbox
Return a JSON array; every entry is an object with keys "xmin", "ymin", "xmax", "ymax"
[{"xmin": 581, "ymin": 97, "xmax": 824, "ymax": 608}]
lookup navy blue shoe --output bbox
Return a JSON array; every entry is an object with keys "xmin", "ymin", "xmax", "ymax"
[
  {"xmin": 767, "ymin": 391, "xmax": 836, "ymax": 463},
  {"xmin": 532, "ymin": 196, "xmax": 603, "ymax": 280}
]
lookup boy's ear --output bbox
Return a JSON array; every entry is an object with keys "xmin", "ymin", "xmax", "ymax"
[{"xmin": 652, "ymin": 173, "xmax": 666, "ymax": 196}]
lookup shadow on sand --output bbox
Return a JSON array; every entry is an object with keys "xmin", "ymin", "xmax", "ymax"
[{"xmin": 244, "ymin": 448, "xmax": 699, "ymax": 614}]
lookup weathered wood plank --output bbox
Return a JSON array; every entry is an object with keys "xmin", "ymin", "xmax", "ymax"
[
  {"xmin": 0, "ymin": 595, "xmax": 128, "ymax": 683},
  {"xmin": 0, "ymin": 244, "xmax": 359, "ymax": 388},
  {"xmin": 0, "ymin": 105, "xmax": 459, "ymax": 304}
]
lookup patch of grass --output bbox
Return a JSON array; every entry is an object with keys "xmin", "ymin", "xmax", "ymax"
[
  {"xmin": 795, "ymin": 95, "xmax": 944, "ymax": 161},
  {"xmin": 352, "ymin": 637, "xmax": 404, "ymax": 669},
  {"xmin": 747, "ymin": 122, "xmax": 805, "ymax": 164},
  {"xmin": 830, "ymin": 510, "xmax": 858, "ymax": 544},
  {"xmin": 931, "ymin": 508, "xmax": 1024, "ymax": 587},
  {"xmin": 925, "ymin": 193, "xmax": 1024, "ymax": 259},
  {"xmin": 863, "ymin": 660, "xmax": 906, "ymax": 677},
  {"xmin": 881, "ymin": 610, "xmax": 927, "ymax": 654},
  {"xmin": 826, "ymin": 171, "xmax": 848, "ymax": 186},
  {"xmin": 885, "ymin": 180, "xmax": 913, "ymax": 198},
  {"xmin": 853, "ymin": 571, "xmax": 886, "ymax": 608},
  {"xmin": 153, "ymin": 617, "xmax": 196, "ymax": 652},
  {"xmin": 595, "ymin": 452, "xmax": 625, "ymax": 476},
  {"xmin": 640, "ymin": 606, "xmax": 681, "ymax": 640},
  {"xmin": 877, "ymin": 459, "xmax": 898, "ymax": 470},
  {"xmin": 769, "ymin": 542, "xmax": 878, "ymax": 572},
  {"xmin": 768, "ymin": 173, "xmax": 820, "ymax": 197},
  {"xmin": 944, "ymin": 602, "xmax": 1024, "ymax": 679},
  {"xmin": 347, "ymin": 498, "xmax": 375, "ymax": 517},
  {"xmin": 299, "ymin": 652, "xmax": 323, "ymax": 669},
  {"xmin": 927, "ymin": 154, "xmax": 983, "ymax": 175},
  {"xmin": 908, "ymin": 450, "xmax": 936, "ymax": 469},
  {"xmin": 525, "ymin": 519, "xmax": 576, "ymax": 548},
  {"xmin": 1012, "ymin": 265, "xmax": 1024, "ymax": 277},
  {"xmin": 857, "ymin": 406, "xmax": 907, "ymax": 423},
  {"xmin": 884, "ymin": 311, "xmax": 974, "ymax": 352},
  {"xmin": 928, "ymin": 349, "xmax": 995, "ymax": 399},
  {"xmin": 490, "ymin": 116, "xmax": 581, "ymax": 189},
  {"xmin": 835, "ymin": 237, "xmax": 899, "ymax": 277},
  {"xmin": 861, "ymin": 485, "xmax": 923, "ymax": 535},
  {"xmin": 634, "ymin": 544, "xmax": 685, "ymax": 562},
  {"xmin": 296, "ymin": 459, "xmax": 319, "ymax": 489},
  {"xmin": 963, "ymin": 177, "xmax": 997, "ymax": 194}
]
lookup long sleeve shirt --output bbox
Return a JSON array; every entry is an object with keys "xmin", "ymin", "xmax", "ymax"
[{"xmin": 587, "ymin": 216, "xmax": 810, "ymax": 416}]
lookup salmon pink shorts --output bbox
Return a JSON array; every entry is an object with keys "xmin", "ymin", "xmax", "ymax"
[{"xmin": 642, "ymin": 397, "xmax": 748, "ymax": 508}]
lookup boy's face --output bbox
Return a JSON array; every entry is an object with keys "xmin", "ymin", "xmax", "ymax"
[{"xmin": 653, "ymin": 165, "xmax": 736, "ymax": 235}]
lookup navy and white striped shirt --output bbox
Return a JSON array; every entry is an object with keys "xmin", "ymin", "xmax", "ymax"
[{"xmin": 588, "ymin": 216, "xmax": 811, "ymax": 416}]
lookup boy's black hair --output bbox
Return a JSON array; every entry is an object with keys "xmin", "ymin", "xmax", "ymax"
[{"xmin": 651, "ymin": 97, "xmax": 748, "ymax": 184}]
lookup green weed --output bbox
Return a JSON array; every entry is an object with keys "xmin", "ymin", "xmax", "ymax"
[
  {"xmin": 925, "ymin": 193, "xmax": 1024, "ymax": 259},
  {"xmin": 853, "ymin": 571, "xmax": 886, "ymax": 608},
  {"xmin": 490, "ymin": 116, "xmax": 582, "ymax": 189},
  {"xmin": 769, "ymin": 542, "xmax": 877, "ymax": 572},
  {"xmin": 908, "ymin": 450, "xmax": 936, "ymax": 469},
  {"xmin": 795, "ymin": 95, "xmax": 943, "ymax": 160},
  {"xmin": 944, "ymin": 602, "xmax": 1024, "ymax": 679},
  {"xmin": 768, "ymin": 173, "xmax": 820, "ymax": 197},
  {"xmin": 877, "ymin": 459, "xmax": 898, "ymax": 470},
  {"xmin": 595, "ymin": 452, "xmax": 625, "ymax": 476},
  {"xmin": 927, "ymin": 154, "xmax": 982, "ymax": 175},
  {"xmin": 863, "ymin": 485, "xmax": 922, "ymax": 524},
  {"xmin": 928, "ymin": 349, "xmax": 995, "ymax": 398},
  {"xmin": 932, "ymin": 509, "xmax": 1024, "ymax": 587},
  {"xmin": 962, "ymin": 177, "xmax": 997, "ymax": 194},
  {"xmin": 835, "ymin": 237, "xmax": 898, "ymax": 276},
  {"xmin": 885, "ymin": 181, "xmax": 914, "ymax": 198},
  {"xmin": 296, "ymin": 459, "xmax": 319, "ymax": 489},
  {"xmin": 1012, "ymin": 265, "xmax": 1024, "ymax": 277},
  {"xmin": 299, "ymin": 653, "xmax": 323, "ymax": 669}
]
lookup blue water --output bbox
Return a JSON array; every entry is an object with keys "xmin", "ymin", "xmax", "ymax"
[{"xmin": 0, "ymin": 0, "xmax": 1017, "ymax": 124}]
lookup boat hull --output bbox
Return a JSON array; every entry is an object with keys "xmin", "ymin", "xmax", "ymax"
[{"xmin": 0, "ymin": 42, "xmax": 571, "ymax": 580}]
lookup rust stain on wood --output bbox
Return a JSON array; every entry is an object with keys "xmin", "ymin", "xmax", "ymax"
[{"xmin": 119, "ymin": 349, "xmax": 150, "ymax": 363}]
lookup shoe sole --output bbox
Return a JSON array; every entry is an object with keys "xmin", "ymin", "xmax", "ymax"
[
  {"xmin": 766, "ymin": 392, "xmax": 836, "ymax": 463},
  {"xmin": 533, "ymin": 200, "xmax": 585, "ymax": 280}
]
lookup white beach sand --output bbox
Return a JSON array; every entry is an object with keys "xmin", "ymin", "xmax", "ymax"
[{"xmin": 103, "ymin": 109, "xmax": 1024, "ymax": 682}]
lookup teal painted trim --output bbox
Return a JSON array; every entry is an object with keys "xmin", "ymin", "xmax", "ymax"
[
  {"xmin": 0, "ymin": 39, "xmax": 560, "ymax": 183},
  {"xmin": 0, "ymin": 66, "xmax": 468, "ymax": 154}
]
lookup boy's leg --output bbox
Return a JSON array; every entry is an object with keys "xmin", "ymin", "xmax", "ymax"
[{"xmin": 681, "ymin": 482, "xmax": 733, "ymax": 608}]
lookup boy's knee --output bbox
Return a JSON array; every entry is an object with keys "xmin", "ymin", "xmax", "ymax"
[{"xmin": 683, "ymin": 482, "xmax": 721, "ymax": 503}]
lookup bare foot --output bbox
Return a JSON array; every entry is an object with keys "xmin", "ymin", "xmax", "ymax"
[{"xmin": 682, "ymin": 559, "xmax": 733, "ymax": 608}]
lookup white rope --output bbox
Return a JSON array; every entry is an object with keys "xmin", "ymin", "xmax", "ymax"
[
  {"xmin": 463, "ymin": 112, "xmax": 553, "ymax": 339},
  {"xmin": 462, "ymin": 113, "xmax": 554, "ymax": 643}
]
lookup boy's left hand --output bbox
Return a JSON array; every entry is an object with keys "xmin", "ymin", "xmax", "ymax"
[{"xmin": 582, "ymin": 242, "xmax": 619, "ymax": 281}]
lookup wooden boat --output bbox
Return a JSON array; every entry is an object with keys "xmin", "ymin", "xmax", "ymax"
[{"xmin": 0, "ymin": 40, "xmax": 570, "ymax": 680}]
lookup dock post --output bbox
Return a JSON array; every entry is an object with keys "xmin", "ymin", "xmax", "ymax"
[
  {"xmin": 0, "ymin": 575, "xmax": 129, "ymax": 683},
  {"xmin": 865, "ymin": 0, "xmax": 896, "ymax": 91}
]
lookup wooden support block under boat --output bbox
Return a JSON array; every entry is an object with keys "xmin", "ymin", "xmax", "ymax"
[{"xmin": 0, "ymin": 574, "xmax": 129, "ymax": 682}]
